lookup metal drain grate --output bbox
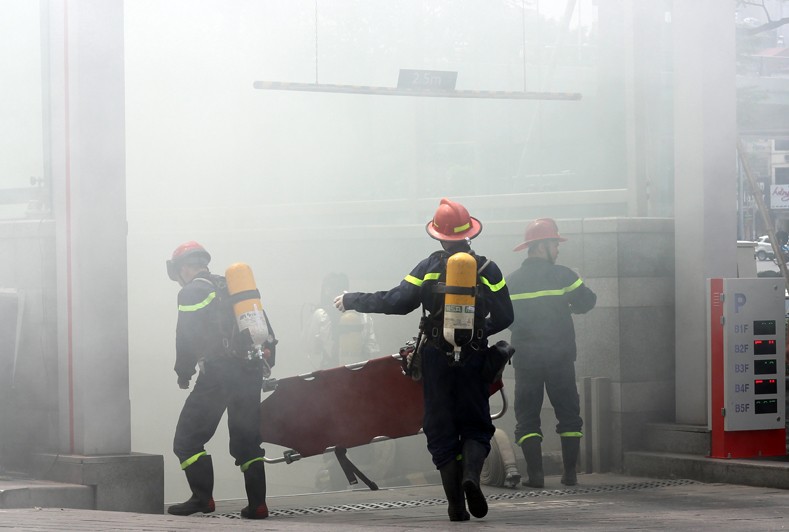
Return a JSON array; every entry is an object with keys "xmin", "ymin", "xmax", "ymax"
[
  {"xmin": 203, "ymin": 479, "xmax": 701, "ymax": 519},
  {"xmin": 486, "ymin": 479, "xmax": 701, "ymax": 501}
]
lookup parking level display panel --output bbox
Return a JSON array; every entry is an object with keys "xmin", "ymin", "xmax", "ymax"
[
  {"xmin": 754, "ymin": 359, "xmax": 778, "ymax": 375},
  {"xmin": 753, "ymin": 320, "xmax": 776, "ymax": 335},
  {"xmin": 722, "ymin": 278, "xmax": 786, "ymax": 431},
  {"xmin": 753, "ymin": 339, "xmax": 777, "ymax": 355}
]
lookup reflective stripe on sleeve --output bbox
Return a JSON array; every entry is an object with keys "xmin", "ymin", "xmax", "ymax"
[
  {"xmin": 404, "ymin": 272, "xmax": 441, "ymax": 287},
  {"xmin": 480, "ymin": 275, "xmax": 506, "ymax": 292},
  {"xmin": 510, "ymin": 278, "xmax": 584, "ymax": 301}
]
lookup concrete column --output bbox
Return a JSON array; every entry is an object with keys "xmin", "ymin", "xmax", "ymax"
[
  {"xmin": 673, "ymin": 2, "xmax": 737, "ymax": 424},
  {"xmin": 46, "ymin": 0, "xmax": 130, "ymax": 455},
  {"xmin": 622, "ymin": 1, "xmax": 673, "ymax": 217}
]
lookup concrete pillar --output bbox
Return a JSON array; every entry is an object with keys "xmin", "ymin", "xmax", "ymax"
[
  {"xmin": 673, "ymin": 2, "xmax": 738, "ymax": 424},
  {"xmin": 42, "ymin": 1, "xmax": 162, "ymax": 513},
  {"xmin": 45, "ymin": 0, "xmax": 130, "ymax": 456},
  {"xmin": 622, "ymin": 1, "xmax": 674, "ymax": 217}
]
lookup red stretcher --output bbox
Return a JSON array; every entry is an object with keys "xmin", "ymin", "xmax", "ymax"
[{"xmin": 258, "ymin": 354, "xmax": 506, "ymax": 490}]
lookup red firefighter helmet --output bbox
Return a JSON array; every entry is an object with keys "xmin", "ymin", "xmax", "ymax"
[
  {"xmin": 166, "ymin": 241, "xmax": 211, "ymax": 281},
  {"xmin": 425, "ymin": 198, "xmax": 482, "ymax": 241},
  {"xmin": 513, "ymin": 218, "xmax": 566, "ymax": 252}
]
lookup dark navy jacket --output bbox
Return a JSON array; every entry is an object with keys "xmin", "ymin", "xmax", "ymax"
[
  {"xmin": 344, "ymin": 249, "xmax": 514, "ymax": 347},
  {"xmin": 174, "ymin": 272, "xmax": 232, "ymax": 381},
  {"xmin": 506, "ymin": 257, "xmax": 596, "ymax": 367}
]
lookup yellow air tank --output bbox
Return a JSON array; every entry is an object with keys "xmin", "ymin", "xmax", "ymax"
[
  {"xmin": 337, "ymin": 311, "xmax": 364, "ymax": 366},
  {"xmin": 443, "ymin": 252, "xmax": 477, "ymax": 362},
  {"xmin": 225, "ymin": 263, "xmax": 272, "ymax": 366}
]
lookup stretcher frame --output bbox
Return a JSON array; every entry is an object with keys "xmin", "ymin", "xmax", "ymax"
[{"xmin": 258, "ymin": 354, "xmax": 507, "ymax": 490}]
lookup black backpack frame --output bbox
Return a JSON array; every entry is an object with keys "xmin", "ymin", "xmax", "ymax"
[
  {"xmin": 421, "ymin": 251, "xmax": 491, "ymax": 353},
  {"xmin": 205, "ymin": 274, "xmax": 278, "ymax": 366}
]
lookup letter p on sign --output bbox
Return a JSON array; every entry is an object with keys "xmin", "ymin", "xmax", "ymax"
[{"xmin": 734, "ymin": 293, "xmax": 747, "ymax": 313}]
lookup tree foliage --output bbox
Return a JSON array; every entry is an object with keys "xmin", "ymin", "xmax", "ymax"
[{"xmin": 736, "ymin": 0, "xmax": 789, "ymax": 35}]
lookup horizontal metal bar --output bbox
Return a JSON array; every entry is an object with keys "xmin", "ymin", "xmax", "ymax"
[
  {"xmin": 253, "ymin": 81, "xmax": 582, "ymax": 101},
  {"xmin": 0, "ymin": 188, "xmax": 44, "ymax": 205}
]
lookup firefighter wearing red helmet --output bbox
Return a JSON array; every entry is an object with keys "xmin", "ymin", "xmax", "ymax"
[
  {"xmin": 166, "ymin": 241, "xmax": 270, "ymax": 519},
  {"xmin": 333, "ymin": 198, "xmax": 514, "ymax": 522},
  {"xmin": 506, "ymin": 218, "xmax": 596, "ymax": 489}
]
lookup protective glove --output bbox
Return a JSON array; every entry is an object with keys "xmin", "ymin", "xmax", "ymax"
[
  {"xmin": 177, "ymin": 376, "xmax": 190, "ymax": 390},
  {"xmin": 333, "ymin": 293, "xmax": 346, "ymax": 312}
]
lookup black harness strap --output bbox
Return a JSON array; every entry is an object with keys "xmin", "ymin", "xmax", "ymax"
[
  {"xmin": 433, "ymin": 284, "xmax": 477, "ymax": 296},
  {"xmin": 226, "ymin": 289, "xmax": 261, "ymax": 306},
  {"xmin": 421, "ymin": 253, "xmax": 492, "ymax": 352}
]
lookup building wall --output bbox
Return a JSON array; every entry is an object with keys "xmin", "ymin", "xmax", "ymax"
[
  {"xmin": 492, "ymin": 217, "xmax": 675, "ymax": 472},
  {"xmin": 2, "ymin": 215, "xmax": 675, "ymax": 494},
  {"xmin": 577, "ymin": 217, "xmax": 675, "ymax": 468},
  {"xmin": 0, "ymin": 220, "xmax": 58, "ymax": 473}
]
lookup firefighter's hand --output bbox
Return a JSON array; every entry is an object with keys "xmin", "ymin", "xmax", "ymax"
[
  {"xmin": 333, "ymin": 293, "xmax": 346, "ymax": 312},
  {"xmin": 177, "ymin": 376, "xmax": 190, "ymax": 389}
]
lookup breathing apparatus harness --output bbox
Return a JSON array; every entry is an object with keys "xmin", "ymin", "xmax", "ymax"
[
  {"xmin": 194, "ymin": 274, "xmax": 278, "ymax": 372},
  {"xmin": 401, "ymin": 251, "xmax": 490, "ymax": 378}
]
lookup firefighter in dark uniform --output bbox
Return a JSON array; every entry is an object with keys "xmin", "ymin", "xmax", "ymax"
[
  {"xmin": 333, "ymin": 198, "xmax": 514, "ymax": 522},
  {"xmin": 506, "ymin": 219, "xmax": 596, "ymax": 488},
  {"xmin": 166, "ymin": 241, "xmax": 269, "ymax": 519}
]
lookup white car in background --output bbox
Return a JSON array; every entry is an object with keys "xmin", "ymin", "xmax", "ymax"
[{"xmin": 755, "ymin": 235, "xmax": 774, "ymax": 261}]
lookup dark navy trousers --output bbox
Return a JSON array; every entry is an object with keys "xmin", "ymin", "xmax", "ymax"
[
  {"xmin": 513, "ymin": 359, "xmax": 582, "ymax": 442},
  {"xmin": 173, "ymin": 357, "xmax": 265, "ymax": 467},
  {"xmin": 421, "ymin": 345, "xmax": 494, "ymax": 469}
]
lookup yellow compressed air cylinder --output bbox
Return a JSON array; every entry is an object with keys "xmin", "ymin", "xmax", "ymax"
[
  {"xmin": 443, "ymin": 252, "xmax": 477, "ymax": 353},
  {"xmin": 225, "ymin": 263, "xmax": 269, "ymax": 358},
  {"xmin": 337, "ymin": 311, "xmax": 364, "ymax": 366}
]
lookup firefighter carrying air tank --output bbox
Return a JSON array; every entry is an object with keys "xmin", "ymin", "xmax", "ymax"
[{"xmin": 333, "ymin": 198, "xmax": 514, "ymax": 522}]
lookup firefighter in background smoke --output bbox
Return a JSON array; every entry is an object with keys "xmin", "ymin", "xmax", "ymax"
[
  {"xmin": 506, "ymin": 219, "xmax": 596, "ymax": 489},
  {"xmin": 333, "ymin": 198, "xmax": 514, "ymax": 522},
  {"xmin": 306, "ymin": 273, "xmax": 380, "ymax": 369},
  {"xmin": 165, "ymin": 241, "xmax": 270, "ymax": 520},
  {"xmin": 305, "ymin": 273, "xmax": 388, "ymax": 490}
]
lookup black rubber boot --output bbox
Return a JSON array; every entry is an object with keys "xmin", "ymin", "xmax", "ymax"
[
  {"xmin": 461, "ymin": 440, "xmax": 489, "ymax": 519},
  {"xmin": 438, "ymin": 460, "xmax": 469, "ymax": 522},
  {"xmin": 560, "ymin": 437, "xmax": 580, "ymax": 486},
  {"xmin": 520, "ymin": 438, "xmax": 544, "ymax": 488},
  {"xmin": 167, "ymin": 455, "xmax": 215, "ymax": 515},
  {"xmin": 240, "ymin": 460, "xmax": 269, "ymax": 519}
]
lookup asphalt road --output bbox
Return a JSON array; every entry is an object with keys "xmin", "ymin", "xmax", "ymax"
[{"xmin": 757, "ymin": 258, "xmax": 781, "ymax": 274}]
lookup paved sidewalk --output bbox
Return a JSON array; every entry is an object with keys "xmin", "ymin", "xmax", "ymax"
[{"xmin": 1, "ymin": 473, "xmax": 788, "ymax": 530}]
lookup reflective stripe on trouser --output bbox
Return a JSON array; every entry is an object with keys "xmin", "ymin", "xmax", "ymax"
[
  {"xmin": 180, "ymin": 451, "xmax": 207, "ymax": 469},
  {"xmin": 421, "ymin": 345, "xmax": 494, "ymax": 469},
  {"xmin": 516, "ymin": 433, "xmax": 543, "ymax": 446},
  {"xmin": 513, "ymin": 359, "xmax": 582, "ymax": 443},
  {"xmin": 240, "ymin": 457, "xmax": 265, "ymax": 472},
  {"xmin": 174, "ymin": 358, "xmax": 265, "ymax": 467}
]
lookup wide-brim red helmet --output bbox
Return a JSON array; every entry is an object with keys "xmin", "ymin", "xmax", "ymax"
[
  {"xmin": 425, "ymin": 198, "xmax": 482, "ymax": 242},
  {"xmin": 167, "ymin": 241, "xmax": 211, "ymax": 281},
  {"xmin": 513, "ymin": 218, "xmax": 566, "ymax": 252}
]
